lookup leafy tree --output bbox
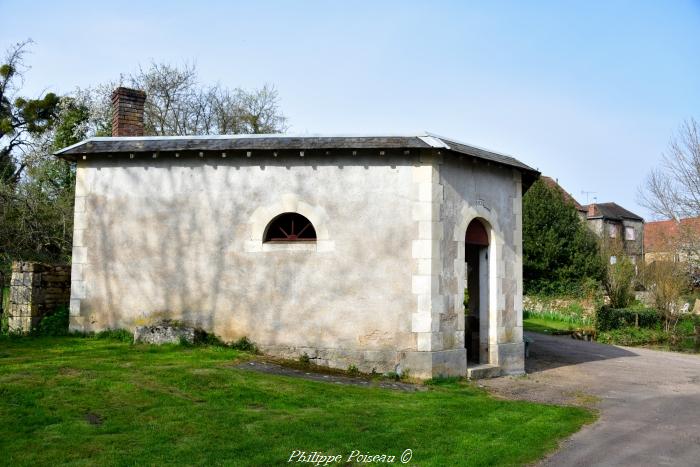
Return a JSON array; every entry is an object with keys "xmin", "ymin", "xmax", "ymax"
[
  {"xmin": 523, "ymin": 179, "xmax": 604, "ymax": 295},
  {"xmin": 0, "ymin": 96, "xmax": 87, "ymax": 270},
  {"xmin": 1, "ymin": 49, "xmax": 289, "ymax": 282},
  {"xmin": 0, "ymin": 40, "xmax": 60, "ymax": 183}
]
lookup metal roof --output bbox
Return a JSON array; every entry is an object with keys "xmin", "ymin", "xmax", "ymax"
[{"xmin": 54, "ymin": 133, "xmax": 535, "ymax": 170}]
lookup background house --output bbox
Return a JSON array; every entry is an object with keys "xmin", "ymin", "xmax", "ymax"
[
  {"xmin": 540, "ymin": 176, "xmax": 645, "ymax": 265},
  {"xmin": 645, "ymin": 217, "xmax": 700, "ymax": 264},
  {"xmin": 583, "ymin": 203, "xmax": 644, "ymax": 265}
]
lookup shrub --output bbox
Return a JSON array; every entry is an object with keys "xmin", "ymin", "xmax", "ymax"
[
  {"xmin": 645, "ymin": 260, "xmax": 689, "ymax": 332},
  {"xmin": 603, "ymin": 255, "xmax": 635, "ymax": 309},
  {"xmin": 36, "ymin": 305, "xmax": 69, "ymax": 336},
  {"xmin": 230, "ymin": 336, "xmax": 258, "ymax": 353},
  {"xmin": 0, "ymin": 311, "xmax": 9, "ymax": 336},
  {"xmin": 596, "ymin": 306, "xmax": 661, "ymax": 332},
  {"xmin": 384, "ymin": 371, "xmax": 400, "ymax": 381},
  {"xmin": 95, "ymin": 328, "xmax": 134, "ymax": 343},
  {"xmin": 347, "ymin": 364, "xmax": 359, "ymax": 376}
]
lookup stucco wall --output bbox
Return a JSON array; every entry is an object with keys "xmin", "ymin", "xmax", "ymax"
[
  {"xmin": 70, "ymin": 154, "xmax": 421, "ymax": 372},
  {"xmin": 69, "ymin": 150, "xmax": 525, "ymax": 377}
]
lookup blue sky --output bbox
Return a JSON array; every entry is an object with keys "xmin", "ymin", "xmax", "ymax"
[{"xmin": 2, "ymin": 0, "xmax": 699, "ymax": 218}]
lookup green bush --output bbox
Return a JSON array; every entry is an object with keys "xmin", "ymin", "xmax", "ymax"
[
  {"xmin": 230, "ymin": 336, "xmax": 258, "ymax": 353},
  {"xmin": 596, "ymin": 306, "xmax": 661, "ymax": 332},
  {"xmin": 1, "ymin": 286, "xmax": 9, "ymax": 313},
  {"xmin": 36, "ymin": 305, "xmax": 70, "ymax": 336}
]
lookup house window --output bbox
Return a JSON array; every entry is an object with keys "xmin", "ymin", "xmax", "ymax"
[
  {"xmin": 609, "ymin": 224, "xmax": 618, "ymax": 238},
  {"xmin": 263, "ymin": 212, "xmax": 317, "ymax": 242},
  {"xmin": 610, "ymin": 256, "xmax": 617, "ymax": 265},
  {"xmin": 625, "ymin": 226, "xmax": 635, "ymax": 240}
]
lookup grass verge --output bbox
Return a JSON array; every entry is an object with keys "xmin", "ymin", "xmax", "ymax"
[
  {"xmin": 523, "ymin": 316, "xmax": 575, "ymax": 335},
  {"xmin": 0, "ymin": 336, "xmax": 594, "ymax": 466}
]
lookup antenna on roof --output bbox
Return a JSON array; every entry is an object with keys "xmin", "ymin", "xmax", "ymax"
[{"xmin": 581, "ymin": 190, "xmax": 597, "ymax": 203}]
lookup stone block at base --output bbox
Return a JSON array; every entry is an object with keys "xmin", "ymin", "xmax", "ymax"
[
  {"xmin": 400, "ymin": 349, "xmax": 467, "ymax": 379},
  {"xmin": 134, "ymin": 324, "xmax": 196, "ymax": 345},
  {"xmin": 496, "ymin": 341, "xmax": 525, "ymax": 375}
]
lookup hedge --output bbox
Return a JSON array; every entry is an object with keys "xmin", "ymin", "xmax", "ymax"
[{"xmin": 596, "ymin": 306, "xmax": 661, "ymax": 332}]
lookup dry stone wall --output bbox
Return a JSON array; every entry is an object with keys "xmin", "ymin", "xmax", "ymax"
[{"xmin": 6, "ymin": 262, "xmax": 71, "ymax": 333}]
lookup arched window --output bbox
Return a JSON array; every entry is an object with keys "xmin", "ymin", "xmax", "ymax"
[{"xmin": 263, "ymin": 212, "xmax": 317, "ymax": 242}]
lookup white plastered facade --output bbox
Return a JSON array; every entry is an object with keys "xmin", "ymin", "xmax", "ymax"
[{"xmin": 69, "ymin": 150, "xmax": 525, "ymax": 377}]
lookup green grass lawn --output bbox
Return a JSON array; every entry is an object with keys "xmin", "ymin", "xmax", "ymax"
[
  {"xmin": 0, "ymin": 336, "xmax": 593, "ymax": 466},
  {"xmin": 523, "ymin": 317, "xmax": 575, "ymax": 335}
]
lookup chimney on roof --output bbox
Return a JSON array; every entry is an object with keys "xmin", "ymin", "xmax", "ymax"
[
  {"xmin": 588, "ymin": 203, "xmax": 598, "ymax": 217},
  {"xmin": 111, "ymin": 87, "xmax": 146, "ymax": 137}
]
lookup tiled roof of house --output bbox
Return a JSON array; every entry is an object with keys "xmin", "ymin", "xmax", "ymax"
[
  {"xmin": 583, "ymin": 202, "xmax": 644, "ymax": 222},
  {"xmin": 540, "ymin": 176, "xmax": 586, "ymax": 211},
  {"xmin": 645, "ymin": 217, "xmax": 700, "ymax": 253}
]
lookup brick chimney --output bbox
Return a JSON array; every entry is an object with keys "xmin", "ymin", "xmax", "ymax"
[
  {"xmin": 588, "ymin": 203, "xmax": 598, "ymax": 217},
  {"xmin": 111, "ymin": 87, "xmax": 146, "ymax": 137}
]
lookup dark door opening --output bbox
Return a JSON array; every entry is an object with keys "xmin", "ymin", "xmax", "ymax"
[{"xmin": 465, "ymin": 219, "xmax": 489, "ymax": 364}]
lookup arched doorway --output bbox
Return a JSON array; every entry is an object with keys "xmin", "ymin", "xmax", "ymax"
[{"xmin": 465, "ymin": 219, "xmax": 489, "ymax": 364}]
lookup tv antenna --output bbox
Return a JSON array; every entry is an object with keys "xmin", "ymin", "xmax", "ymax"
[{"xmin": 581, "ymin": 190, "xmax": 597, "ymax": 203}]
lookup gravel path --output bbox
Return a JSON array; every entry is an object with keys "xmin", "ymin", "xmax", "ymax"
[{"xmin": 481, "ymin": 332, "xmax": 700, "ymax": 466}]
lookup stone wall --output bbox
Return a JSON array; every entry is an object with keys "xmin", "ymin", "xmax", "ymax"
[
  {"xmin": 7, "ymin": 262, "xmax": 71, "ymax": 333},
  {"xmin": 523, "ymin": 295, "xmax": 597, "ymax": 318}
]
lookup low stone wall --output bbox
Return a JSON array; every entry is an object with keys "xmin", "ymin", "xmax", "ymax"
[
  {"xmin": 6, "ymin": 261, "xmax": 71, "ymax": 333},
  {"xmin": 523, "ymin": 295, "xmax": 597, "ymax": 318}
]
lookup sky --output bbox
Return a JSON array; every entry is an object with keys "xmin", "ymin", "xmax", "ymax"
[{"xmin": 2, "ymin": 0, "xmax": 699, "ymax": 219}]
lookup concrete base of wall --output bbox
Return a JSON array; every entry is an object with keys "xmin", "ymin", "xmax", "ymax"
[
  {"xmin": 399, "ymin": 349, "xmax": 467, "ymax": 379},
  {"xmin": 259, "ymin": 345, "xmax": 401, "ymax": 375},
  {"xmin": 496, "ymin": 341, "xmax": 525, "ymax": 375}
]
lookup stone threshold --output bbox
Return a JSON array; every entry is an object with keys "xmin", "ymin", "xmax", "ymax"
[{"xmin": 466, "ymin": 363, "xmax": 502, "ymax": 380}]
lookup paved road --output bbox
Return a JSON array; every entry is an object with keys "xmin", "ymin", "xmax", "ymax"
[{"xmin": 482, "ymin": 332, "xmax": 700, "ymax": 467}]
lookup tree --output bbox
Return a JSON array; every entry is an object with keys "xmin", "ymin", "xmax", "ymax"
[
  {"xmin": 601, "ymin": 243, "xmax": 635, "ymax": 309},
  {"xmin": 0, "ymin": 40, "xmax": 60, "ymax": 183},
  {"xmin": 639, "ymin": 118, "xmax": 700, "ymax": 282},
  {"xmin": 523, "ymin": 179, "xmax": 605, "ymax": 295},
  {"xmin": 0, "ymin": 96, "xmax": 88, "ymax": 269},
  {"xmin": 643, "ymin": 260, "xmax": 688, "ymax": 332},
  {"xmin": 80, "ymin": 62, "xmax": 288, "ymax": 137},
  {"xmin": 639, "ymin": 118, "xmax": 700, "ymax": 220},
  {"xmin": 0, "ymin": 53, "xmax": 288, "ymax": 276}
]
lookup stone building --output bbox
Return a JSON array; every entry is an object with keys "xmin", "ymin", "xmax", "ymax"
[
  {"xmin": 55, "ymin": 87, "xmax": 538, "ymax": 378},
  {"xmin": 645, "ymin": 217, "xmax": 700, "ymax": 264},
  {"xmin": 582, "ymin": 203, "xmax": 644, "ymax": 266}
]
